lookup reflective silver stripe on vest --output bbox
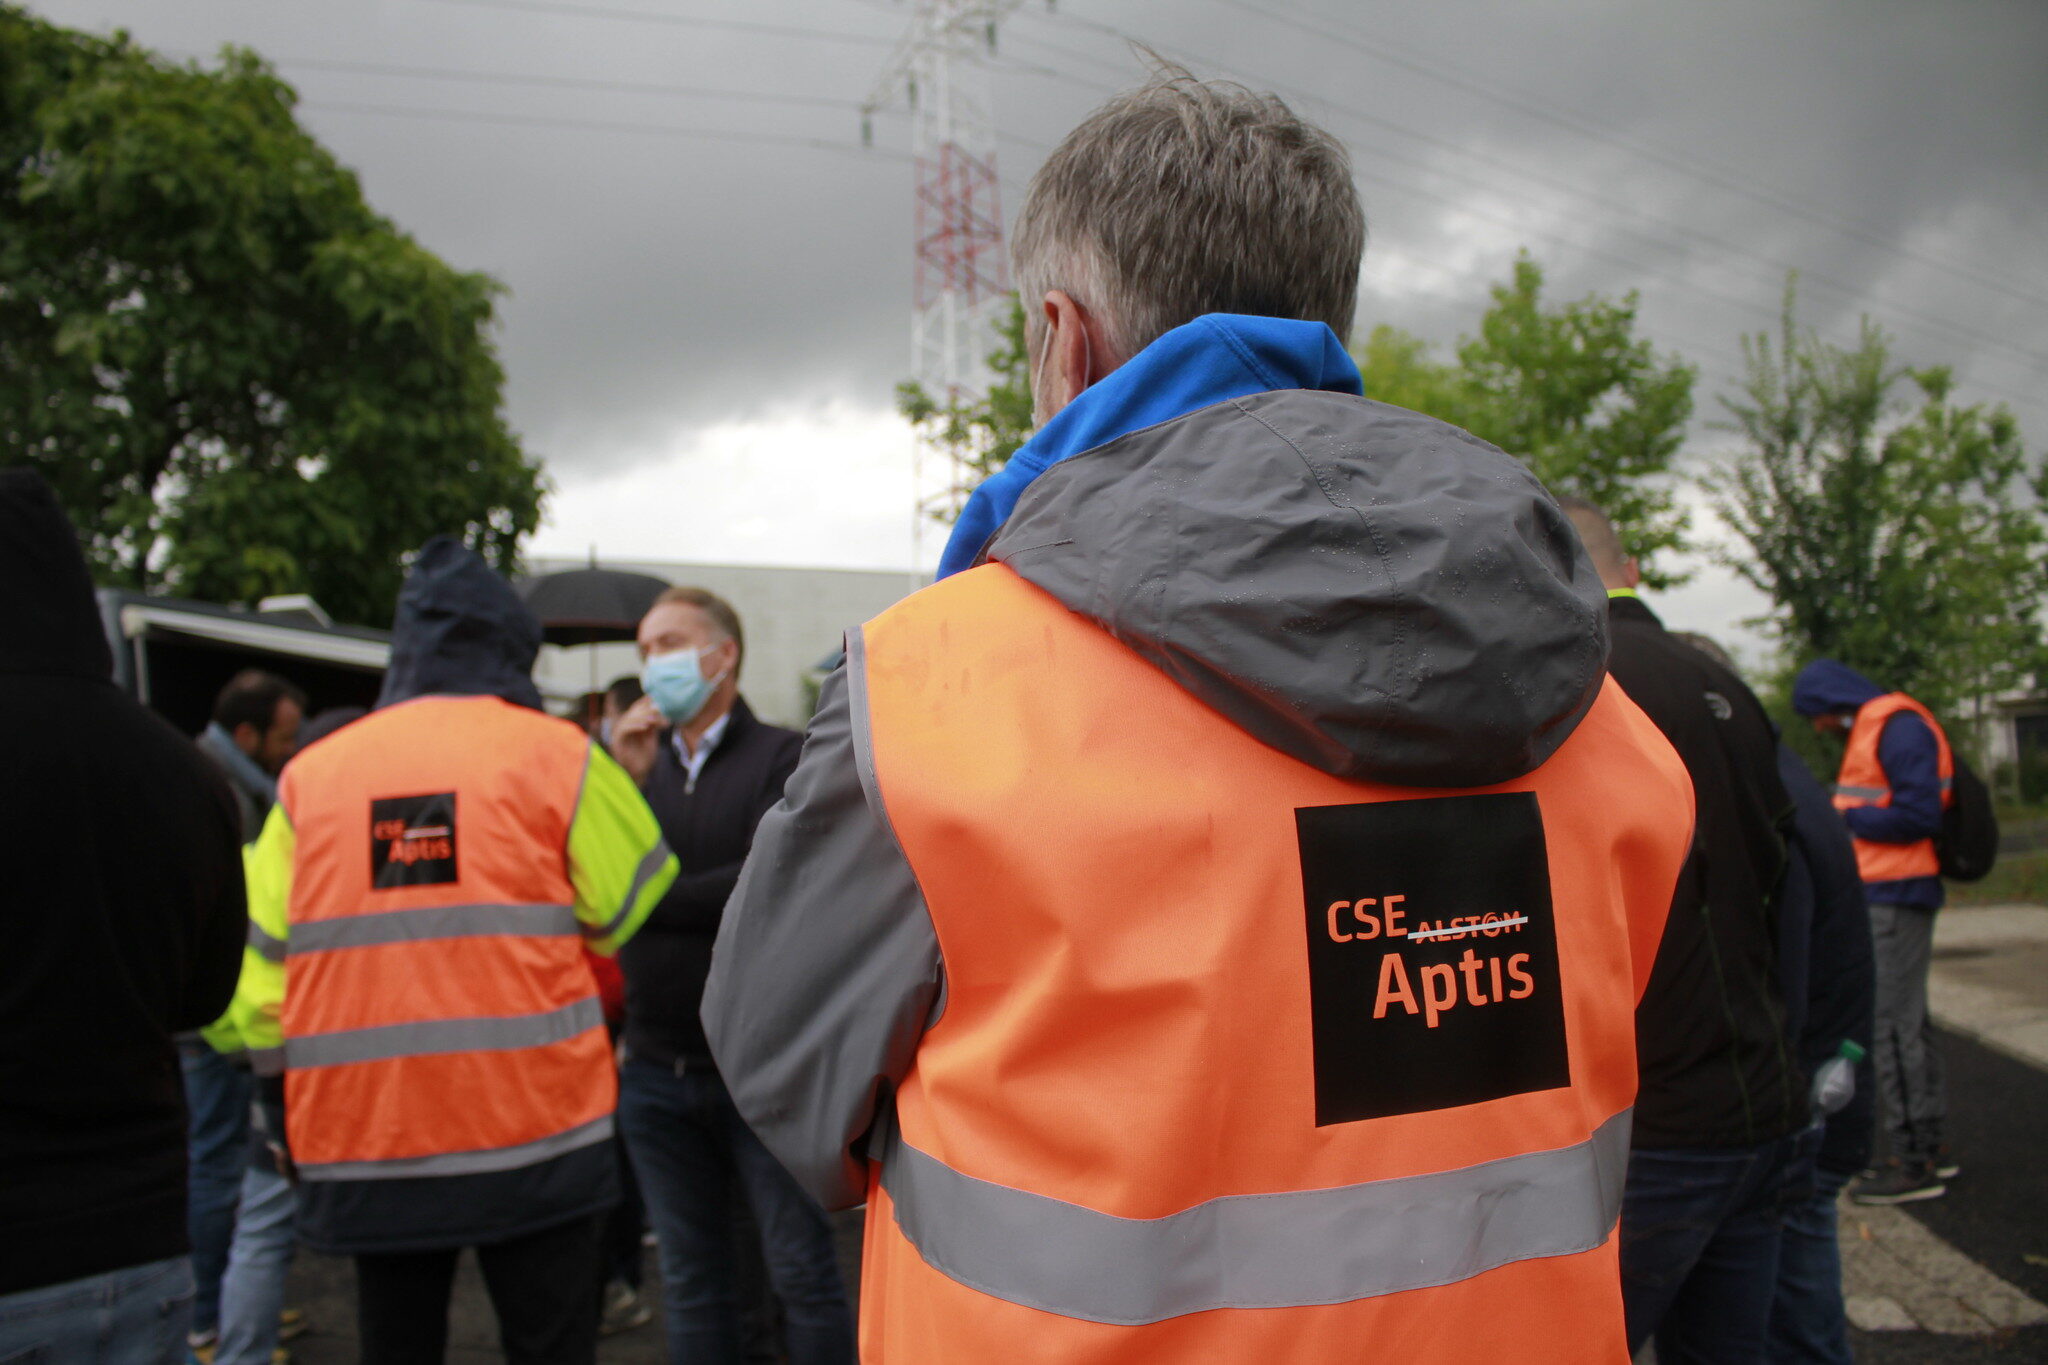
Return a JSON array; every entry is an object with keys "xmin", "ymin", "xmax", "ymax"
[
  {"xmin": 295, "ymin": 1114, "xmax": 615, "ymax": 1182},
  {"xmin": 248, "ymin": 1045, "xmax": 285, "ymax": 1078},
  {"xmin": 289, "ymin": 902, "xmax": 578, "ymax": 954},
  {"xmin": 589, "ymin": 841, "xmax": 672, "ymax": 940},
  {"xmin": 284, "ymin": 996, "xmax": 604, "ymax": 1071},
  {"xmin": 1833, "ymin": 783, "xmax": 1888, "ymax": 801},
  {"xmin": 247, "ymin": 921, "xmax": 287, "ymax": 964},
  {"xmin": 879, "ymin": 1106, "xmax": 1632, "ymax": 1325}
]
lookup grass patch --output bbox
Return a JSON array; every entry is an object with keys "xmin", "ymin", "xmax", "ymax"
[{"xmin": 1949, "ymin": 849, "xmax": 2048, "ymax": 907}]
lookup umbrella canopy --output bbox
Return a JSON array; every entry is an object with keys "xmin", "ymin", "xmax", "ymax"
[{"xmin": 518, "ymin": 566, "xmax": 671, "ymax": 646}]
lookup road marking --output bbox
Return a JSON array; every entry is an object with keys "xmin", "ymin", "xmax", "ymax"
[{"xmin": 1841, "ymin": 1198, "xmax": 2048, "ymax": 1334}]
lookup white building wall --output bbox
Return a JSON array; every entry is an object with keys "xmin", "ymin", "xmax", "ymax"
[{"xmin": 529, "ymin": 558, "xmax": 925, "ymax": 728}]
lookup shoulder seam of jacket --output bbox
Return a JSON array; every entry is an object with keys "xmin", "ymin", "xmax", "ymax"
[{"xmin": 845, "ymin": 624, "xmax": 946, "ymax": 1026}]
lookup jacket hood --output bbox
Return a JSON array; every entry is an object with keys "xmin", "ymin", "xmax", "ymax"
[
  {"xmin": 377, "ymin": 536, "xmax": 544, "ymax": 710},
  {"xmin": 1791, "ymin": 659, "xmax": 1885, "ymax": 717},
  {"xmin": 0, "ymin": 468, "xmax": 114, "ymax": 680},
  {"xmin": 990, "ymin": 387, "xmax": 1610, "ymax": 787},
  {"xmin": 939, "ymin": 314, "xmax": 1362, "ymax": 578}
]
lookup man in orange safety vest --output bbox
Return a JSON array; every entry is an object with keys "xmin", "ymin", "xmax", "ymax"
[{"xmin": 703, "ymin": 72, "xmax": 1694, "ymax": 1364}]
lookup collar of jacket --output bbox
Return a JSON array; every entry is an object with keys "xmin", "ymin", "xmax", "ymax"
[
  {"xmin": 198, "ymin": 721, "xmax": 278, "ymax": 806},
  {"xmin": 662, "ymin": 696, "xmax": 757, "ymax": 777},
  {"xmin": 1607, "ymin": 593, "xmax": 1664, "ymax": 630},
  {"xmin": 936, "ymin": 314, "xmax": 1363, "ymax": 579}
]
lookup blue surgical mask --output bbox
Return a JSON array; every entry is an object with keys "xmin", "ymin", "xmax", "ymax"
[{"xmin": 641, "ymin": 647, "xmax": 727, "ymax": 725}]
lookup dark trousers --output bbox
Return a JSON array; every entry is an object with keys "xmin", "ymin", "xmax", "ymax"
[
  {"xmin": 179, "ymin": 1038, "xmax": 253, "ymax": 1336},
  {"xmin": 1768, "ymin": 1126, "xmax": 1855, "ymax": 1365},
  {"xmin": 354, "ymin": 1214, "xmax": 603, "ymax": 1365},
  {"xmin": 1870, "ymin": 900, "xmax": 1946, "ymax": 1160},
  {"xmin": 1620, "ymin": 1132, "xmax": 1800, "ymax": 1364},
  {"xmin": 617, "ymin": 1056, "xmax": 854, "ymax": 1365},
  {"xmin": 602, "ymin": 1130, "xmax": 647, "ymax": 1290}
]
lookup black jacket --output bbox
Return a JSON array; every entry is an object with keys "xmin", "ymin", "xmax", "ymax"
[
  {"xmin": 1775, "ymin": 745, "xmax": 1877, "ymax": 1175},
  {"xmin": 0, "ymin": 469, "xmax": 246, "ymax": 1295},
  {"xmin": 1608, "ymin": 596, "xmax": 1805, "ymax": 1149},
  {"xmin": 622, "ymin": 696, "xmax": 801, "ymax": 1069}
]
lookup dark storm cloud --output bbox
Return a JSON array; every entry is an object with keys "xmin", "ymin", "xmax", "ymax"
[{"xmin": 28, "ymin": 0, "xmax": 2048, "ymax": 481}]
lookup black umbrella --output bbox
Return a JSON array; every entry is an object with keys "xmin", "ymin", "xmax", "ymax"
[{"xmin": 518, "ymin": 566, "xmax": 671, "ymax": 646}]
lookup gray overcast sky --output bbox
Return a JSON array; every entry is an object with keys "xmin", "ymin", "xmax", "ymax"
[{"xmin": 28, "ymin": 0, "xmax": 2048, "ymax": 664}]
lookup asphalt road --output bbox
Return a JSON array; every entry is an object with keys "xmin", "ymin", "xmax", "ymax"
[{"xmin": 1843, "ymin": 1029, "xmax": 2048, "ymax": 1363}]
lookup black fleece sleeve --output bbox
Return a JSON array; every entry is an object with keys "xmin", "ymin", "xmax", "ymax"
[{"xmin": 174, "ymin": 775, "xmax": 250, "ymax": 1032}]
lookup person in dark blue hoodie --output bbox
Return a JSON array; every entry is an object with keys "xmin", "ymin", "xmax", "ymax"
[
  {"xmin": 218, "ymin": 537, "xmax": 674, "ymax": 1365},
  {"xmin": 1792, "ymin": 659, "xmax": 1954, "ymax": 1205},
  {"xmin": 1769, "ymin": 745, "xmax": 1877, "ymax": 1362}
]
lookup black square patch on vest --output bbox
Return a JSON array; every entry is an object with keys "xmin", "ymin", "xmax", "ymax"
[
  {"xmin": 1298, "ymin": 791, "xmax": 1569, "ymax": 1126},
  {"xmin": 370, "ymin": 793, "xmax": 459, "ymax": 889}
]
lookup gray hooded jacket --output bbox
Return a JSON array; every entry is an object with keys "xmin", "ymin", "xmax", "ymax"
[{"xmin": 702, "ymin": 389, "xmax": 1611, "ymax": 1210}]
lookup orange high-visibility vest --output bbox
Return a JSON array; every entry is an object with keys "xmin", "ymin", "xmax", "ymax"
[
  {"xmin": 278, "ymin": 696, "xmax": 615, "ymax": 1179},
  {"xmin": 851, "ymin": 565, "xmax": 1693, "ymax": 1364},
  {"xmin": 1832, "ymin": 692, "xmax": 1953, "ymax": 883}
]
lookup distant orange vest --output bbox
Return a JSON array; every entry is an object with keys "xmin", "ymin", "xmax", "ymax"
[
  {"xmin": 1833, "ymin": 692, "xmax": 1953, "ymax": 883},
  {"xmin": 278, "ymin": 696, "xmax": 614, "ymax": 1181},
  {"xmin": 851, "ymin": 565, "xmax": 1693, "ymax": 1364}
]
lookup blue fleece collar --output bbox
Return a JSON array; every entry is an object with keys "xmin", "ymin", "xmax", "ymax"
[{"xmin": 937, "ymin": 314, "xmax": 1363, "ymax": 578}]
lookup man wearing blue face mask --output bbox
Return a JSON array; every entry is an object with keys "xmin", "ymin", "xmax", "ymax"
[{"xmin": 607, "ymin": 586, "xmax": 854, "ymax": 1365}]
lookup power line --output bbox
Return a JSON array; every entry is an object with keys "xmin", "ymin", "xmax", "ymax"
[
  {"xmin": 183, "ymin": 52, "xmax": 867, "ymax": 112},
  {"xmin": 1002, "ymin": 27, "xmax": 1935, "ymax": 408},
  {"xmin": 417, "ymin": 0, "xmax": 898, "ymax": 47},
  {"xmin": 1195, "ymin": 0, "xmax": 2048, "ymax": 311},
  {"xmin": 304, "ymin": 100, "xmax": 914, "ymax": 162},
  {"xmin": 261, "ymin": 58, "xmax": 1053, "ymax": 155},
  {"xmin": 1022, "ymin": 10, "xmax": 2048, "ymax": 412}
]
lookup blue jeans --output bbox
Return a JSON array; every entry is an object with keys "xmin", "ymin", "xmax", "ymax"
[
  {"xmin": 1620, "ymin": 1133, "xmax": 1800, "ymax": 1365},
  {"xmin": 616, "ymin": 1058, "xmax": 853, "ymax": 1365},
  {"xmin": 0, "ymin": 1256, "xmax": 193, "ymax": 1364},
  {"xmin": 214, "ymin": 1159, "xmax": 295, "ymax": 1365},
  {"xmin": 178, "ymin": 1041, "xmax": 251, "ymax": 1336},
  {"xmin": 1769, "ymin": 1126, "xmax": 1854, "ymax": 1365}
]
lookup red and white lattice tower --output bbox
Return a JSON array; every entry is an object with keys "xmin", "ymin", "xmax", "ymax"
[{"xmin": 865, "ymin": 0, "xmax": 1024, "ymax": 540}]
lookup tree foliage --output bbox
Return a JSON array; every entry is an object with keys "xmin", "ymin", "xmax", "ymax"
[
  {"xmin": 1706, "ymin": 288, "xmax": 2048, "ymax": 722},
  {"xmin": 0, "ymin": 6, "xmax": 543, "ymax": 625},
  {"xmin": 896, "ymin": 295, "xmax": 1033, "ymax": 523},
  {"xmin": 1356, "ymin": 253, "xmax": 1697, "ymax": 587}
]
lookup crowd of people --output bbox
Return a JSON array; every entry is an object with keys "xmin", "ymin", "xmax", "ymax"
[{"xmin": 0, "ymin": 67, "xmax": 1972, "ymax": 1365}]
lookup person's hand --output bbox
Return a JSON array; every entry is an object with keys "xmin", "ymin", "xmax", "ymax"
[{"xmin": 610, "ymin": 695, "xmax": 665, "ymax": 785}]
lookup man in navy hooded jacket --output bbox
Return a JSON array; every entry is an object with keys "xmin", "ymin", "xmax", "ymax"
[{"xmin": 1792, "ymin": 659, "xmax": 1952, "ymax": 1204}]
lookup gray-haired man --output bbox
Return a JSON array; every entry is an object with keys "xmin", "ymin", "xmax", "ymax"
[{"xmin": 704, "ymin": 70, "xmax": 1688, "ymax": 1362}]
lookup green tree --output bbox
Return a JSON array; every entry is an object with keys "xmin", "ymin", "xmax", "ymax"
[
  {"xmin": 0, "ymin": 7, "xmax": 543, "ymax": 625},
  {"xmin": 896, "ymin": 295, "xmax": 1034, "ymax": 522},
  {"xmin": 1356, "ymin": 253, "xmax": 1697, "ymax": 586},
  {"xmin": 1706, "ymin": 289, "xmax": 2048, "ymax": 727}
]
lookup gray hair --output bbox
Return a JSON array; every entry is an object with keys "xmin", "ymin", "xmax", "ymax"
[{"xmin": 1011, "ymin": 69, "xmax": 1365, "ymax": 362}]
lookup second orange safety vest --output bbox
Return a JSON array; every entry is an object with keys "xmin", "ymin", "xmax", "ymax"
[
  {"xmin": 278, "ymin": 696, "xmax": 616, "ymax": 1180},
  {"xmin": 850, "ymin": 565, "xmax": 1694, "ymax": 1364},
  {"xmin": 1832, "ymin": 692, "xmax": 1953, "ymax": 883}
]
